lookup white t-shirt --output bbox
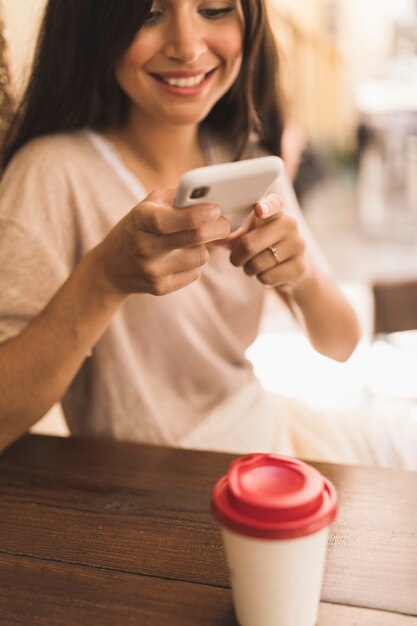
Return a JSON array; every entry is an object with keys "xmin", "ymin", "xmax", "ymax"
[{"xmin": 0, "ymin": 129, "xmax": 327, "ymax": 446}]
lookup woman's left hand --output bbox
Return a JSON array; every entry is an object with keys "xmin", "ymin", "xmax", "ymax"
[{"xmin": 229, "ymin": 194, "xmax": 309, "ymax": 292}]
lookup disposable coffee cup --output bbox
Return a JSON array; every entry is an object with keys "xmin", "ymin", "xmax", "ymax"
[{"xmin": 212, "ymin": 454, "xmax": 337, "ymax": 626}]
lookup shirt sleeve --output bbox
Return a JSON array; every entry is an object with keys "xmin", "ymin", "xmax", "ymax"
[{"xmin": 0, "ymin": 139, "xmax": 77, "ymax": 344}]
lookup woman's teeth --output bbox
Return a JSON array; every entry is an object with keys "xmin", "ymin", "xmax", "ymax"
[{"xmin": 162, "ymin": 74, "xmax": 206, "ymax": 87}]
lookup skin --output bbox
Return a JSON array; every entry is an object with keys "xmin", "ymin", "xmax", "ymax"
[{"xmin": 0, "ymin": 0, "xmax": 360, "ymax": 451}]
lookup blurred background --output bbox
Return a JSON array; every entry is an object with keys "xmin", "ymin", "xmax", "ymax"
[{"xmin": 2, "ymin": 0, "xmax": 417, "ymax": 446}]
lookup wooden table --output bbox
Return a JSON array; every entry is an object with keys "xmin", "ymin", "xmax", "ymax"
[{"xmin": 0, "ymin": 434, "xmax": 416, "ymax": 625}]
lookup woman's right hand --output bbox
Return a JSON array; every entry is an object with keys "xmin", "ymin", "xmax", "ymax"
[{"xmin": 93, "ymin": 189, "xmax": 230, "ymax": 296}]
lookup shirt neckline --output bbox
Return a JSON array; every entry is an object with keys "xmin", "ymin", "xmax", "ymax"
[
  {"xmin": 85, "ymin": 130, "xmax": 146, "ymax": 200},
  {"xmin": 85, "ymin": 127, "xmax": 215, "ymax": 200}
]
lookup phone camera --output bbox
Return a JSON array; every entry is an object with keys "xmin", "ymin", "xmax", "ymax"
[{"xmin": 190, "ymin": 186, "xmax": 210, "ymax": 199}]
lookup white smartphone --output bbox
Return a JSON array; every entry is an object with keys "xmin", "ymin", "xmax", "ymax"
[{"xmin": 173, "ymin": 156, "xmax": 284, "ymax": 230}]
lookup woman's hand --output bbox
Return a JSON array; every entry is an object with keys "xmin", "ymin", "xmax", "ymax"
[
  {"xmin": 228, "ymin": 193, "xmax": 361, "ymax": 360},
  {"xmin": 229, "ymin": 194, "xmax": 309, "ymax": 293},
  {"xmin": 94, "ymin": 189, "xmax": 230, "ymax": 296}
]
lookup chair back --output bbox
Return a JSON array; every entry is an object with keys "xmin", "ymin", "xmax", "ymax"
[{"xmin": 373, "ymin": 279, "xmax": 417, "ymax": 335}]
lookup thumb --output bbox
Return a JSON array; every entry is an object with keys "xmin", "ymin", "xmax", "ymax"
[
  {"xmin": 253, "ymin": 194, "xmax": 283, "ymax": 220},
  {"xmin": 145, "ymin": 188, "xmax": 176, "ymax": 207}
]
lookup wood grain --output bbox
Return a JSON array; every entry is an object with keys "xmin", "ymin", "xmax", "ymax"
[
  {"xmin": 0, "ymin": 554, "xmax": 415, "ymax": 626},
  {"xmin": 0, "ymin": 435, "xmax": 231, "ymax": 585},
  {"xmin": 317, "ymin": 603, "xmax": 417, "ymax": 626},
  {"xmin": 0, "ymin": 434, "xmax": 416, "ymax": 623},
  {"xmin": 316, "ymin": 461, "xmax": 417, "ymax": 615},
  {"xmin": 0, "ymin": 554, "xmax": 236, "ymax": 626}
]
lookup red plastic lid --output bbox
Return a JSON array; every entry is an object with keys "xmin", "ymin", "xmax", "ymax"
[{"xmin": 212, "ymin": 454, "xmax": 337, "ymax": 539}]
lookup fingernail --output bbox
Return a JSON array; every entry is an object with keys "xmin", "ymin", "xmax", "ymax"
[{"xmin": 258, "ymin": 201, "xmax": 270, "ymax": 217}]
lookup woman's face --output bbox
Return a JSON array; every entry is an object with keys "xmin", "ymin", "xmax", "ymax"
[{"xmin": 115, "ymin": 0, "xmax": 244, "ymax": 127}]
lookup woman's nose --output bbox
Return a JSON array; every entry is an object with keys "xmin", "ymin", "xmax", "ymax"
[{"xmin": 163, "ymin": 20, "xmax": 207, "ymax": 64}]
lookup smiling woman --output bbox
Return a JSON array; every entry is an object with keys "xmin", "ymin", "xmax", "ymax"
[
  {"xmin": 114, "ymin": 0, "xmax": 243, "ymax": 121},
  {"xmin": 0, "ymin": 0, "xmax": 366, "ymax": 466},
  {"xmin": 110, "ymin": 0, "xmax": 244, "ymax": 164},
  {"xmin": 2, "ymin": 0, "xmax": 283, "ymax": 167}
]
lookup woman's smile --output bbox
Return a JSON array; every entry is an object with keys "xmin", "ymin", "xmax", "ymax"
[{"xmin": 149, "ymin": 67, "xmax": 217, "ymax": 96}]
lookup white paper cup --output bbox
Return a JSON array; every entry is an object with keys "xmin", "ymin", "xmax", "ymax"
[{"xmin": 212, "ymin": 454, "xmax": 337, "ymax": 626}]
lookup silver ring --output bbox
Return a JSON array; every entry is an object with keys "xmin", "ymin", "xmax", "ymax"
[{"xmin": 268, "ymin": 245, "xmax": 280, "ymax": 263}]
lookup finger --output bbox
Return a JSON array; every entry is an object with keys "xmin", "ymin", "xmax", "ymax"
[
  {"xmin": 256, "ymin": 255, "xmax": 305, "ymax": 288},
  {"xmin": 140, "ymin": 245, "xmax": 209, "ymax": 278},
  {"xmin": 147, "ymin": 188, "xmax": 177, "ymax": 206},
  {"xmin": 133, "ymin": 194, "xmax": 222, "ymax": 235},
  {"xmin": 243, "ymin": 237, "xmax": 304, "ymax": 277},
  {"xmin": 254, "ymin": 194, "xmax": 284, "ymax": 220},
  {"xmin": 136, "ymin": 217, "xmax": 230, "ymax": 257},
  {"xmin": 142, "ymin": 267, "xmax": 203, "ymax": 296},
  {"xmin": 229, "ymin": 213, "xmax": 288, "ymax": 267},
  {"xmin": 230, "ymin": 210, "xmax": 302, "ymax": 267}
]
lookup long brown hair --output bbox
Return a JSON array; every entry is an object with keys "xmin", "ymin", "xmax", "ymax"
[{"xmin": 2, "ymin": 0, "xmax": 283, "ymax": 169}]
